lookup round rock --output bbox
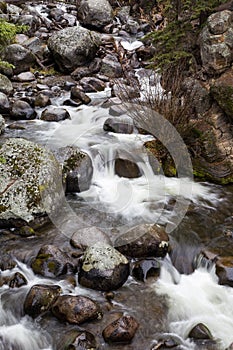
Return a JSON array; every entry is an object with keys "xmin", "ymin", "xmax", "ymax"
[
  {"xmin": 41, "ymin": 106, "xmax": 70, "ymax": 122},
  {"xmin": 102, "ymin": 315, "xmax": 139, "ymax": 343},
  {"xmin": 78, "ymin": 243, "xmax": 129, "ymax": 291}
]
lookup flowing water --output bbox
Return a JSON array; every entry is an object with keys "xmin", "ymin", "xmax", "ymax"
[{"xmin": 1, "ymin": 84, "xmax": 233, "ymax": 349}]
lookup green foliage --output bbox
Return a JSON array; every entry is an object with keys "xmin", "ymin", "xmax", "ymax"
[{"xmin": 0, "ymin": 20, "xmax": 27, "ymax": 51}]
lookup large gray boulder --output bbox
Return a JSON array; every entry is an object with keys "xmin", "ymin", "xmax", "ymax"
[
  {"xmin": 0, "ymin": 138, "xmax": 62, "ymax": 226},
  {"xmin": 78, "ymin": 0, "xmax": 113, "ymax": 29},
  {"xmin": 199, "ymin": 10, "xmax": 233, "ymax": 75},
  {"xmin": 48, "ymin": 25, "xmax": 101, "ymax": 73}
]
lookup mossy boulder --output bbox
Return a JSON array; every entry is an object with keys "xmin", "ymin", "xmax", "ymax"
[{"xmin": 0, "ymin": 138, "xmax": 62, "ymax": 227}]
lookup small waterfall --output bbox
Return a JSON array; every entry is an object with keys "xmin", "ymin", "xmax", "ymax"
[{"xmin": 155, "ymin": 258, "xmax": 233, "ymax": 349}]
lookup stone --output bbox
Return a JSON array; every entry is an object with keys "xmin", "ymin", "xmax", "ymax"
[
  {"xmin": 0, "ymin": 92, "xmax": 10, "ymax": 114},
  {"xmin": 49, "ymin": 8, "xmax": 64, "ymax": 21},
  {"xmin": 216, "ymin": 257, "xmax": 233, "ymax": 287},
  {"xmin": 102, "ymin": 315, "xmax": 139, "ymax": 343},
  {"xmin": 70, "ymin": 86, "xmax": 91, "ymax": 104},
  {"xmin": 34, "ymin": 93, "xmax": 51, "ymax": 108},
  {"xmin": 8, "ymin": 272, "xmax": 27, "ymax": 288},
  {"xmin": 70, "ymin": 226, "xmax": 111, "ymax": 249},
  {"xmin": 115, "ymin": 158, "xmax": 141, "ymax": 178},
  {"xmin": 207, "ymin": 10, "xmax": 233, "ymax": 35},
  {"xmin": 0, "ymin": 114, "xmax": 5, "ymax": 134},
  {"xmin": 132, "ymin": 258, "xmax": 160, "ymax": 281},
  {"xmin": 70, "ymin": 66, "xmax": 91, "ymax": 81},
  {"xmin": 11, "ymin": 100, "xmax": 37, "ymax": 120},
  {"xmin": 78, "ymin": 243, "xmax": 129, "ymax": 291},
  {"xmin": 116, "ymin": 6, "xmax": 130, "ymax": 24},
  {"xmin": 0, "ymin": 138, "xmax": 62, "ymax": 225},
  {"xmin": 109, "ymin": 104, "xmax": 127, "ymax": 116},
  {"xmin": 125, "ymin": 18, "xmax": 140, "ymax": 34},
  {"xmin": 4, "ymin": 44, "xmax": 36, "ymax": 74},
  {"xmin": 100, "ymin": 54, "xmax": 123, "ymax": 78},
  {"xmin": 41, "ymin": 106, "xmax": 70, "ymax": 122},
  {"xmin": 78, "ymin": 0, "xmax": 113, "ymax": 29},
  {"xmin": 0, "ymin": 74, "xmax": 13, "ymax": 95},
  {"xmin": 48, "ymin": 26, "xmax": 101, "ymax": 73},
  {"xmin": 24, "ymin": 284, "xmax": 61, "ymax": 318},
  {"xmin": 79, "ymin": 77, "xmax": 106, "ymax": 92},
  {"xmin": 15, "ymin": 71, "xmax": 35, "ymax": 82},
  {"xmin": 52, "ymin": 295, "xmax": 101, "ymax": 324},
  {"xmin": 58, "ymin": 330, "xmax": 97, "ymax": 350},
  {"xmin": 103, "ymin": 116, "xmax": 134, "ymax": 134},
  {"xmin": 115, "ymin": 224, "xmax": 169, "ymax": 258},
  {"xmin": 188, "ymin": 323, "xmax": 213, "ymax": 340},
  {"xmin": 31, "ymin": 244, "xmax": 75, "ymax": 278}
]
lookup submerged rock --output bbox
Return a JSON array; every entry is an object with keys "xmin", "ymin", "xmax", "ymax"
[
  {"xmin": 102, "ymin": 315, "xmax": 139, "ymax": 343},
  {"xmin": 52, "ymin": 295, "xmax": 101, "ymax": 324},
  {"xmin": 115, "ymin": 224, "xmax": 169, "ymax": 258},
  {"xmin": 48, "ymin": 25, "xmax": 101, "ymax": 73},
  {"xmin": 24, "ymin": 284, "xmax": 61, "ymax": 318},
  {"xmin": 31, "ymin": 244, "xmax": 75, "ymax": 278},
  {"xmin": 78, "ymin": 242, "xmax": 129, "ymax": 291},
  {"xmin": 0, "ymin": 138, "xmax": 62, "ymax": 226}
]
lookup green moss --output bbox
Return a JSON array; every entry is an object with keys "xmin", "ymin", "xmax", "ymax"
[
  {"xmin": 47, "ymin": 261, "xmax": 56, "ymax": 273},
  {"xmin": 0, "ymin": 156, "xmax": 6, "ymax": 164},
  {"xmin": 210, "ymin": 85, "xmax": 233, "ymax": 117}
]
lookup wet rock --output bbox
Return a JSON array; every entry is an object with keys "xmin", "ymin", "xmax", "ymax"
[
  {"xmin": 24, "ymin": 284, "xmax": 62, "ymax": 318},
  {"xmin": 57, "ymin": 146, "xmax": 93, "ymax": 193},
  {"xmin": 78, "ymin": 0, "xmax": 113, "ymax": 29},
  {"xmin": 8, "ymin": 272, "xmax": 27, "ymax": 288},
  {"xmin": 132, "ymin": 258, "xmax": 160, "ymax": 281},
  {"xmin": 0, "ymin": 114, "xmax": 5, "ymax": 134},
  {"xmin": 11, "ymin": 100, "xmax": 37, "ymax": 120},
  {"xmin": 31, "ymin": 244, "xmax": 75, "ymax": 278},
  {"xmin": 0, "ymin": 73, "xmax": 13, "ymax": 95},
  {"xmin": 102, "ymin": 315, "xmax": 139, "ymax": 343},
  {"xmin": 115, "ymin": 224, "xmax": 169, "ymax": 258},
  {"xmin": 70, "ymin": 86, "xmax": 91, "ymax": 104},
  {"xmin": 188, "ymin": 323, "xmax": 213, "ymax": 340},
  {"xmin": 78, "ymin": 242, "xmax": 129, "ymax": 291},
  {"xmin": 79, "ymin": 77, "xmax": 106, "ymax": 92},
  {"xmin": 115, "ymin": 158, "xmax": 141, "ymax": 178},
  {"xmin": 0, "ymin": 254, "xmax": 17, "ymax": 270},
  {"xmin": 215, "ymin": 257, "xmax": 233, "ymax": 287},
  {"xmin": 100, "ymin": 54, "xmax": 123, "ymax": 78},
  {"xmin": 14, "ymin": 71, "xmax": 35, "ymax": 82},
  {"xmin": 58, "ymin": 329, "xmax": 97, "ymax": 350},
  {"xmin": 4, "ymin": 44, "xmax": 36, "ymax": 74},
  {"xmin": 41, "ymin": 106, "xmax": 70, "ymax": 122},
  {"xmin": 0, "ymin": 138, "xmax": 61, "ymax": 225},
  {"xmin": 0, "ymin": 92, "xmax": 10, "ymax": 113},
  {"xmin": 104, "ymin": 116, "xmax": 134, "ymax": 134},
  {"xmin": 63, "ymin": 99, "xmax": 82, "ymax": 107},
  {"xmin": 34, "ymin": 93, "xmax": 51, "ymax": 107},
  {"xmin": 70, "ymin": 226, "xmax": 111, "ymax": 249},
  {"xmin": 52, "ymin": 295, "xmax": 101, "ymax": 324},
  {"xmin": 48, "ymin": 26, "xmax": 101, "ymax": 73},
  {"xmin": 17, "ymin": 225, "xmax": 35, "ymax": 237}
]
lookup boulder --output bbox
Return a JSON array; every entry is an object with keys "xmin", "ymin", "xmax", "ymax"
[
  {"xmin": 11, "ymin": 100, "xmax": 37, "ymax": 120},
  {"xmin": 216, "ymin": 257, "xmax": 233, "ymax": 287},
  {"xmin": 199, "ymin": 11, "xmax": 233, "ymax": 75},
  {"xmin": 70, "ymin": 226, "xmax": 111, "ymax": 249},
  {"xmin": 15, "ymin": 71, "xmax": 35, "ymax": 82},
  {"xmin": 115, "ymin": 224, "xmax": 169, "ymax": 258},
  {"xmin": 102, "ymin": 315, "xmax": 139, "ymax": 343},
  {"xmin": 79, "ymin": 77, "xmax": 106, "ymax": 92},
  {"xmin": 56, "ymin": 146, "xmax": 93, "ymax": 193},
  {"xmin": 24, "ymin": 284, "xmax": 61, "ymax": 318},
  {"xmin": 0, "ymin": 114, "xmax": 5, "ymax": 134},
  {"xmin": 103, "ymin": 116, "xmax": 134, "ymax": 134},
  {"xmin": 8, "ymin": 272, "xmax": 27, "ymax": 288},
  {"xmin": 41, "ymin": 106, "xmax": 70, "ymax": 122},
  {"xmin": 78, "ymin": 0, "xmax": 113, "ymax": 29},
  {"xmin": 0, "ymin": 92, "xmax": 10, "ymax": 113},
  {"xmin": 0, "ymin": 74, "xmax": 13, "ymax": 95},
  {"xmin": 0, "ymin": 138, "xmax": 62, "ymax": 225},
  {"xmin": 78, "ymin": 243, "xmax": 129, "ymax": 291},
  {"xmin": 70, "ymin": 86, "xmax": 91, "ymax": 104},
  {"xmin": 100, "ymin": 54, "xmax": 123, "ymax": 78},
  {"xmin": 52, "ymin": 295, "xmax": 101, "ymax": 324},
  {"xmin": 31, "ymin": 244, "xmax": 75, "ymax": 278},
  {"xmin": 4, "ymin": 44, "xmax": 36, "ymax": 74},
  {"xmin": 34, "ymin": 93, "xmax": 51, "ymax": 108},
  {"xmin": 115, "ymin": 158, "xmax": 141, "ymax": 178},
  {"xmin": 48, "ymin": 25, "xmax": 101, "ymax": 73}
]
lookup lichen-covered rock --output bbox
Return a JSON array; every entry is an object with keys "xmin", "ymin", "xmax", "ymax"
[
  {"xmin": 199, "ymin": 11, "xmax": 233, "ymax": 75},
  {"xmin": 0, "ymin": 114, "xmax": 5, "ymax": 134},
  {"xmin": 115, "ymin": 224, "xmax": 169, "ymax": 258},
  {"xmin": 31, "ymin": 244, "xmax": 75, "ymax": 278},
  {"xmin": 102, "ymin": 315, "xmax": 139, "ymax": 343},
  {"xmin": 0, "ymin": 138, "xmax": 62, "ymax": 225},
  {"xmin": 48, "ymin": 26, "xmax": 101, "ymax": 73},
  {"xmin": 52, "ymin": 295, "xmax": 101, "ymax": 324},
  {"xmin": 0, "ymin": 74, "xmax": 13, "ymax": 95},
  {"xmin": 4, "ymin": 44, "xmax": 36, "ymax": 74},
  {"xmin": 78, "ymin": 0, "xmax": 113, "ymax": 29},
  {"xmin": 24, "ymin": 284, "xmax": 62, "ymax": 318},
  {"xmin": 78, "ymin": 243, "xmax": 129, "ymax": 291}
]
